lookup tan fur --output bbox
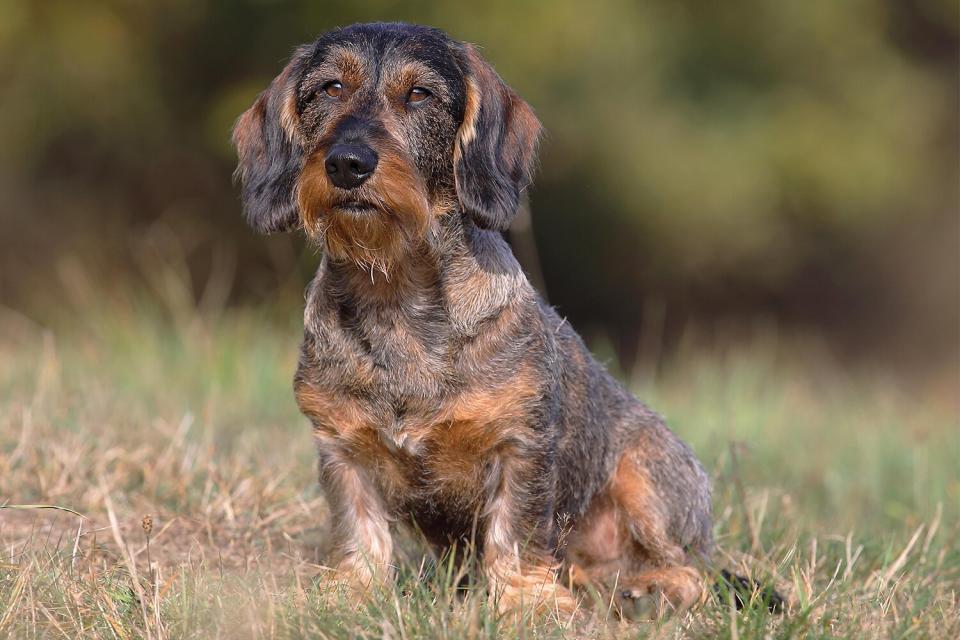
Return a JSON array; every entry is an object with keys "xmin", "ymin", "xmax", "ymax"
[
  {"xmin": 278, "ymin": 85, "xmax": 300, "ymax": 142},
  {"xmin": 308, "ymin": 46, "xmax": 367, "ymax": 92},
  {"xmin": 455, "ymin": 73, "xmax": 480, "ymax": 153},
  {"xmin": 564, "ymin": 448, "xmax": 706, "ymax": 616},
  {"xmin": 297, "ymin": 145, "xmax": 430, "ymax": 273},
  {"xmin": 231, "ymin": 97, "xmax": 267, "ymax": 168},
  {"xmin": 299, "ymin": 366, "xmax": 542, "ymax": 499},
  {"xmin": 619, "ymin": 566, "xmax": 704, "ymax": 612},
  {"xmin": 233, "ymin": 60, "xmax": 302, "ymax": 166},
  {"xmin": 295, "ymin": 382, "xmax": 374, "ymax": 435}
]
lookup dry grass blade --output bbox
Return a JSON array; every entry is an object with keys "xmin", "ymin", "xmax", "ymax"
[
  {"xmin": 872, "ymin": 524, "xmax": 926, "ymax": 593},
  {"xmin": 0, "ymin": 504, "xmax": 86, "ymax": 519},
  {"xmin": 102, "ymin": 485, "xmax": 158, "ymax": 640}
]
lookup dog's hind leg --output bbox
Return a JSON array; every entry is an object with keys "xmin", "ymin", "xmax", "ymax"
[
  {"xmin": 608, "ymin": 444, "xmax": 709, "ymax": 615},
  {"xmin": 566, "ymin": 438, "xmax": 710, "ymax": 617}
]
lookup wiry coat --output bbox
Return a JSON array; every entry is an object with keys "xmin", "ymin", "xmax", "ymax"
[{"xmin": 234, "ymin": 22, "xmax": 713, "ymax": 615}]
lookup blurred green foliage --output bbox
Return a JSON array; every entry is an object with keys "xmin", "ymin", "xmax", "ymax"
[{"xmin": 0, "ymin": 0, "xmax": 956, "ymax": 368}]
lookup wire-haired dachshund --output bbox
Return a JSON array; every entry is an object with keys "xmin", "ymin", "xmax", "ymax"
[{"xmin": 233, "ymin": 22, "xmax": 718, "ymax": 617}]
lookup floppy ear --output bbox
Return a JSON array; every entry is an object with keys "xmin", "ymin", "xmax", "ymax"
[
  {"xmin": 232, "ymin": 52, "xmax": 307, "ymax": 233},
  {"xmin": 453, "ymin": 44, "xmax": 542, "ymax": 232}
]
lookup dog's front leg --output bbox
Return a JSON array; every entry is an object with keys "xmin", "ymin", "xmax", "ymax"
[
  {"xmin": 319, "ymin": 449, "xmax": 394, "ymax": 593},
  {"xmin": 482, "ymin": 449, "xmax": 578, "ymax": 617}
]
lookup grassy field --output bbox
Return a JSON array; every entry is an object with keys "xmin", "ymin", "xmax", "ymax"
[{"xmin": 1, "ymin": 295, "xmax": 957, "ymax": 639}]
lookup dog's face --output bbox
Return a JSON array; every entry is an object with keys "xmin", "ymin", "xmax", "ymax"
[{"xmin": 233, "ymin": 23, "xmax": 541, "ymax": 272}]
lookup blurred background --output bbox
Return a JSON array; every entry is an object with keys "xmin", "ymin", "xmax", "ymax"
[{"xmin": 1, "ymin": 0, "xmax": 957, "ymax": 384}]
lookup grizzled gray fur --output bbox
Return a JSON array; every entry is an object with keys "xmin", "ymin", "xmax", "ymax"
[{"xmin": 234, "ymin": 22, "xmax": 715, "ymax": 616}]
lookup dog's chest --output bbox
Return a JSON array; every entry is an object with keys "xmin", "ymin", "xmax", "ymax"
[
  {"xmin": 299, "ymin": 375, "xmax": 523, "ymax": 514},
  {"xmin": 297, "ymin": 321, "xmax": 541, "ymax": 516},
  {"xmin": 297, "ymin": 330, "xmax": 525, "ymax": 451}
]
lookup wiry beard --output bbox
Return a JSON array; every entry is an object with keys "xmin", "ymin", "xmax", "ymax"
[{"xmin": 296, "ymin": 143, "xmax": 433, "ymax": 278}]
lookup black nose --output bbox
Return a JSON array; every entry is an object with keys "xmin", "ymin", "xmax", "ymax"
[{"xmin": 324, "ymin": 143, "xmax": 378, "ymax": 189}]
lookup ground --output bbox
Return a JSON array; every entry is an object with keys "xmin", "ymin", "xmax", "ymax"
[{"xmin": 1, "ymin": 297, "xmax": 957, "ymax": 639}]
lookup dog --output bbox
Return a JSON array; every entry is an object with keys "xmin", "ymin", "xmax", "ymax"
[{"xmin": 233, "ymin": 22, "xmax": 718, "ymax": 617}]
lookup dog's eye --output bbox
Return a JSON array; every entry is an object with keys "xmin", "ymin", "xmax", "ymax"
[
  {"xmin": 407, "ymin": 86, "xmax": 431, "ymax": 104},
  {"xmin": 322, "ymin": 81, "xmax": 343, "ymax": 99}
]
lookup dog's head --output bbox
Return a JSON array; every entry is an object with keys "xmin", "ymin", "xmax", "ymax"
[{"xmin": 233, "ymin": 23, "xmax": 541, "ymax": 271}]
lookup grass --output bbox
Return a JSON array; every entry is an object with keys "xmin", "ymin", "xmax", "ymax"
[{"xmin": 0, "ymin": 293, "xmax": 957, "ymax": 639}]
